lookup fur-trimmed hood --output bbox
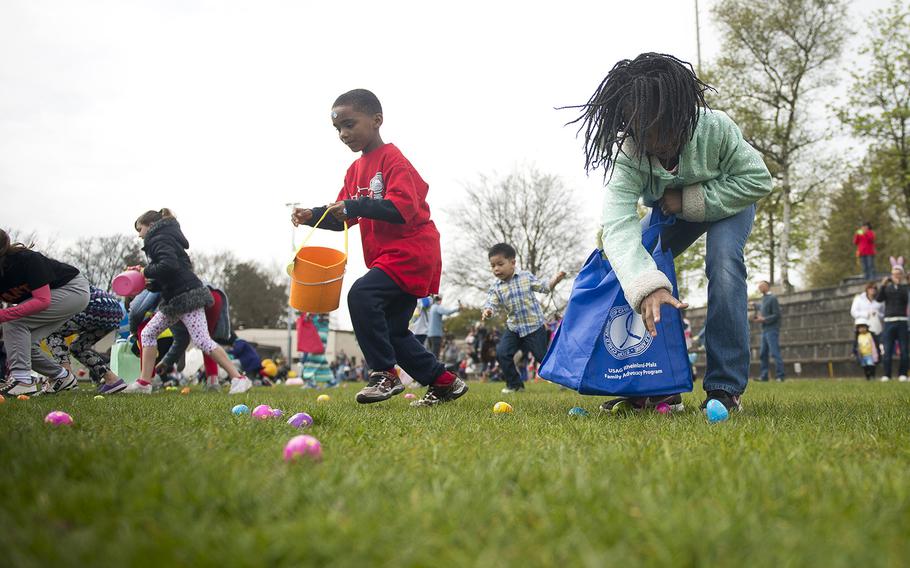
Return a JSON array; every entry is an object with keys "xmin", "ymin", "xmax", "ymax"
[{"xmin": 144, "ymin": 217, "xmax": 189, "ymax": 251}]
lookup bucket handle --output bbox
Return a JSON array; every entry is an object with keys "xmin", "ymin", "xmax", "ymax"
[
  {"xmin": 294, "ymin": 209, "xmax": 349, "ymax": 255},
  {"xmin": 290, "ymin": 272, "xmax": 347, "ymax": 286}
]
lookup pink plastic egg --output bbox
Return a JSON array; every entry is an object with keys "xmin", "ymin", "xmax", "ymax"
[
  {"xmin": 252, "ymin": 404, "xmax": 273, "ymax": 420},
  {"xmin": 655, "ymin": 402, "xmax": 671, "ymax": 415},
  {"xmin": 44, "ymin": 411, "xmax": 73, "ymax": 426},
  {"xmin": 403, "ymin": 393, "xmax": 417, "ymax": 400},
  {"xmin": 283, "ymin": 435, "xmax": 322, "ymax": 462}
]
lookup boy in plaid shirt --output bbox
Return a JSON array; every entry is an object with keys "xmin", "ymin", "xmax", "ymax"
[{"xmin": 482, "ymin": 243, "xmax": 566, "ymax": 393}]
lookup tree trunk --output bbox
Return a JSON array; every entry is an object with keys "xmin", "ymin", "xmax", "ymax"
[
  {"xmin": 780, "ymin": 165, "xmax": 793, "ymax": 293},
  {"xmin": 768, "ymin": 208, "xmax": 776, "ymax": 286}
]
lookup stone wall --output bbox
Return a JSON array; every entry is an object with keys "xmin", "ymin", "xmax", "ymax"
[{"xmin": 685, "ymin": 282, "xmax": 868, "ymax": 378}]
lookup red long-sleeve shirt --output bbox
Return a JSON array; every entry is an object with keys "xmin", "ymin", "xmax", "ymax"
[{"xmin": 853, "ymin": 229, "xmax": 876, "ymax": 256}]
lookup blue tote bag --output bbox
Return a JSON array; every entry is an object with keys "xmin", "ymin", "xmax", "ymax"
[{"xmin": 539, "ymin": 209, "xmax": 693, "ymax": 397}]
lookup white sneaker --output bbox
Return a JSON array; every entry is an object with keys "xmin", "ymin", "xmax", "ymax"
[
  {"xmin": 0, "ymin": 379, "xmax": 39, "ymax": 397},
  {"xmin": 38, "ymin": 370, "xmax": 78, "ymax": 395},
  {"xmin": 899, "ymin": 375, "xmax": 908, "ymax": 383},
  {"xmin": 229, "ymin": 376, "xmax": 253, "ymax": 394},
  {"xmin": 880, "ymin": 376, "xmax": 890, "ymax": 382},
  {"xmin": 501, "ymin": 387, "xmax": 522, "ymax": 394},
  {"xmin": 124, "ymin": 381, "xmax": 152, "ymax": 394}
]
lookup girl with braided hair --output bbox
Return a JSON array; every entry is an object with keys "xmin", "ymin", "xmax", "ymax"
[{"xmin": 565, "ymin": 53, "xmax": 772, "ymax": 414}]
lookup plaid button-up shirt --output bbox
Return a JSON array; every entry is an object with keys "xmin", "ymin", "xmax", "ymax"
[{"xmin": 483, "ymin": 270, "xmax": 550, "ymax": 337}]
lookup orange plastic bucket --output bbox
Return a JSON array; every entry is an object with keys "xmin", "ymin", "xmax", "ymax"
[{"xmin": 288, "ymin": 213, "xmax": 348, "ymax": 313}]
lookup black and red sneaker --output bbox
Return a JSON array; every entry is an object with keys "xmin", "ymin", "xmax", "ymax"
[
  {"xmin": 410, "ymin": 377, "xmax": 469, "ymax": 407},
  {"xmin": 599, "ymin": 394, "xmax": 684, "ymax": 413},
  {"xmin": 355, "ymin": 369, "xmax": 404, "ymax": 404},
  {"xmin": 700, "ymin": 390, "xmax": 742, "ymax": 412}
]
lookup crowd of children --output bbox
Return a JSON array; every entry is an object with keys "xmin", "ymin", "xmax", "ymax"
[{"xmin": 15, "ymin": 53, "xmax": 877, "ymax": 416}]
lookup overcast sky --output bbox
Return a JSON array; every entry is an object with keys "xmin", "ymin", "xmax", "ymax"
[{"xmin": 0, "ymin": 0, "xmax": 891, "ymax": 328}]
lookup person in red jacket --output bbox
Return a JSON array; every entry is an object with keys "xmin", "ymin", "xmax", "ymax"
[
  {"xmin": 854, "ymin": 222, "xmax": 877, "ymax": 281},
  {"xmin": 292, "ymin": 88, "xmax": 468, "ymax": 408}
]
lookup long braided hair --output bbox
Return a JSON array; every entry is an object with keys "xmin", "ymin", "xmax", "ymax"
[{"xmin": 563, "ymin": 53, "xmax": 713, "ymax": 176}]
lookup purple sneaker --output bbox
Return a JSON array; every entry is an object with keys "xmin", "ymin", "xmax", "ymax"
[{"xmin": 98, "ymin": 379, "xmax": 127, "ymax": 395}]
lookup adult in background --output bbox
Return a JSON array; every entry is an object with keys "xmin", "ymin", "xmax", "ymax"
[
  {"xmin": 853, "ymin": 222, "xmax": 877, "ymax": 281},
  {"xmin": 427, "ymin": 295, "xmax": 460, "ymax": 359},
  {"xmin": 876, "ymin": 260, "xmax": 909, "ymax": 382},
  {"xmin": 850, "ymin": 281, "xmax": 884, "ymax": 342},
  {"xmin": 409, "ymin": 296, "xmax": 432, "ymax": 346},
  {"xmin": 753, "ymin": 280, "xmax": 784, "ymax": 382}
]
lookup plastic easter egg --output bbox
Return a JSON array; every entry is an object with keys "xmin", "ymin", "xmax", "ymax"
[
  {"xmin": 316, "ymin": 394, "xmax": 330, "ymax": 403},
  {"xmin": 284, "ymin": 435, "xmax": 322, "ymax": 462},
  {"xmin": 705, "ymin": 399, "xmax": 729, "ymax": 423},
  {"xmin": 403, "ymin": 393, "xmax": 417, "ymax": 400},
  {"xmin": 0, "ymin": 396, "xmax": 6, "ymax": 404},
  {"xmin": 655, "ymin": 402, "xmax": 671, "ymax": 415},
  {"xmin": 493, "ymin": 401, "xmax": 513, "ymax": 414},
  {"xmin": 166, "ymin": 386, "xmax": 178, "ymax": 392},
  {"xmin": 94, "ymin": 395, "xmax": 105, "ymax": 401},
  {"xmin": 271, "ymin": 408, "xmax": 284, "ymax": 418},
  {"xmin": 44, "ymin": 411, "xmax": 73, "ymax": 425},
  {"xmin": 180, "ymin": 387, "xmax": 191, "ymax": 395},
  {"xmin": 287, "ymin": 412, "xmax": 313, "ymax": 429},
  {"xmin": 231, "ymin": 404, "xmax": 250, "ymax": 416},
  {"xmin": 252, "ymin": 404, "xmax": 273, "ymax": 419},
  {"xmin": 77, "ymin": 369, "xmax": 87, "ymax": 377},
  {"xmin": 17, "ymin": 394, "xmax": 29, "ymax": 401},
  {"xmin": 568, "ymin": 406, "xmax": 589, "ymax": 417}
]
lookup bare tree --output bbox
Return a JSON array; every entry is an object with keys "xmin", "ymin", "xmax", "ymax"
[
  {"xmin": 62, "ymin": 234, "xmax": 144, "ymax": 290},
  {"xmin": 190, "ymin": 249, "xmax": 238, "ymax": 288},
  {"xmin": 444, "ymin": 168, "xmax": 586, "ymax": 309},
  {"xmin": 710, "ymin": 0, "xmax": 848, "ymax": 290}
]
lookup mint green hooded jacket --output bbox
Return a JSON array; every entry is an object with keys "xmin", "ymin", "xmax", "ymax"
[{"xmin": 597, "ymin": 109, "xmax": 772, "ymax": 313}]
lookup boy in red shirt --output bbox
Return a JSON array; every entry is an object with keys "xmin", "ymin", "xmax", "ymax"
[{"xmin": 291, "ymin": 89, "xmax": 468, "ymax": 407}]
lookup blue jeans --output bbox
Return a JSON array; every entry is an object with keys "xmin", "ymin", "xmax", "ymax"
[
  {"xmin": 646, "ymin": 204, "xmax": 756, "ymax": 396},
  {"xmin": 860, "ymin": 255, "xmax": 875, "ymax": 281},
  {"xmin": 496, "ymin": 325, "xmax": 549, "ymax": 390},
  {"xmin": 759, "ymin": 327, "xmax": 785, "ymax": 380}
]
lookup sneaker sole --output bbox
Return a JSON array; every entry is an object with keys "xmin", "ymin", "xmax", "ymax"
[
  {"xmin": 100, "ymin": 383, "xmax": 128, "ymax": 395},
  {"xmin": 355, "ymin": 384, "xmax": 406, "ymax": 404}
]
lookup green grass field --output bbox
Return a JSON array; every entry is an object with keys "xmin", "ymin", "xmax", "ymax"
[{"xmin": 2, "ymin": 380, "xmax": 909, "ymax": 567}]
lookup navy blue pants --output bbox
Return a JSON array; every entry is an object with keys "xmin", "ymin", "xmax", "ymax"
[
  {"xmin": 496, "ymin": 325, "xmax": 549, "ymax": 390},
  {"xmin": 348, "ymin": 268, "xmax": 444, "ymax": 386},
  {"xmin": 881, "ymin": 321, "xmax": 909, "ymax": 378}
]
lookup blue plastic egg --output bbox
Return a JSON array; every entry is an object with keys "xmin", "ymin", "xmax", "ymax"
[
  {"xmin": 231, "ymin": 404, "xmax": 250, "ymax": 416},
  {"xmin": 568, "ymin": 406, "xmax": 589, "ymax": 417},
  {"xmin": 705, "ymin": 399, "xmax": 729, "ymax": 423}
]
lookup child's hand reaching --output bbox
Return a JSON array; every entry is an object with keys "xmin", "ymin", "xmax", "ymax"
[
  {"xmin": 659, "ymin": 187, "xmax": 683, "ymax": 216},
  {"xmin": 291, "ymin": 208, "xmax": 313, "ymax": 227},
  {"xmin": 481, "ymin": 308, "xmax": 494, "ymax": 320},
  {"xmin": 549, "ymin": 271, "xmax": 567, "ymax": 290},
  {"xmin": 639, "ymin": 288, "xmax": 688, "ymax": 337}
]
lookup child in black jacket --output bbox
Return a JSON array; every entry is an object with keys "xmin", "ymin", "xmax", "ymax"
[{"xmin": 124, "ymin": 209, "xmax": 251, "ymax": 394}]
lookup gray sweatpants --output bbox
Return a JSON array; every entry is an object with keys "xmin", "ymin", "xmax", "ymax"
[{"xmin": 2, "ymin": 274, "xmax": 90, "ymax": 378}]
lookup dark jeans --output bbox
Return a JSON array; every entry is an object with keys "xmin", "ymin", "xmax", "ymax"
[
  {"xmin": 427, "ymin": 336, "xmax": 442, "ymax": 359},
  {"xmin": 496, "ymin": 325, "xmax": 549, "ymax": 390},
  {"xmin": 348, "ymin": 268, "xmax": 444, "ymax": 386},
  {"xmin": 860, "ymin": 255, "xmax": 876, "ymax": 281},
  {"xmin": 880, "ymin": 320, "xmax": 909, "ymax": 378},
  {"xmin": 760, "ymin": 327, "xmax": 785, "ymax": 380}
]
